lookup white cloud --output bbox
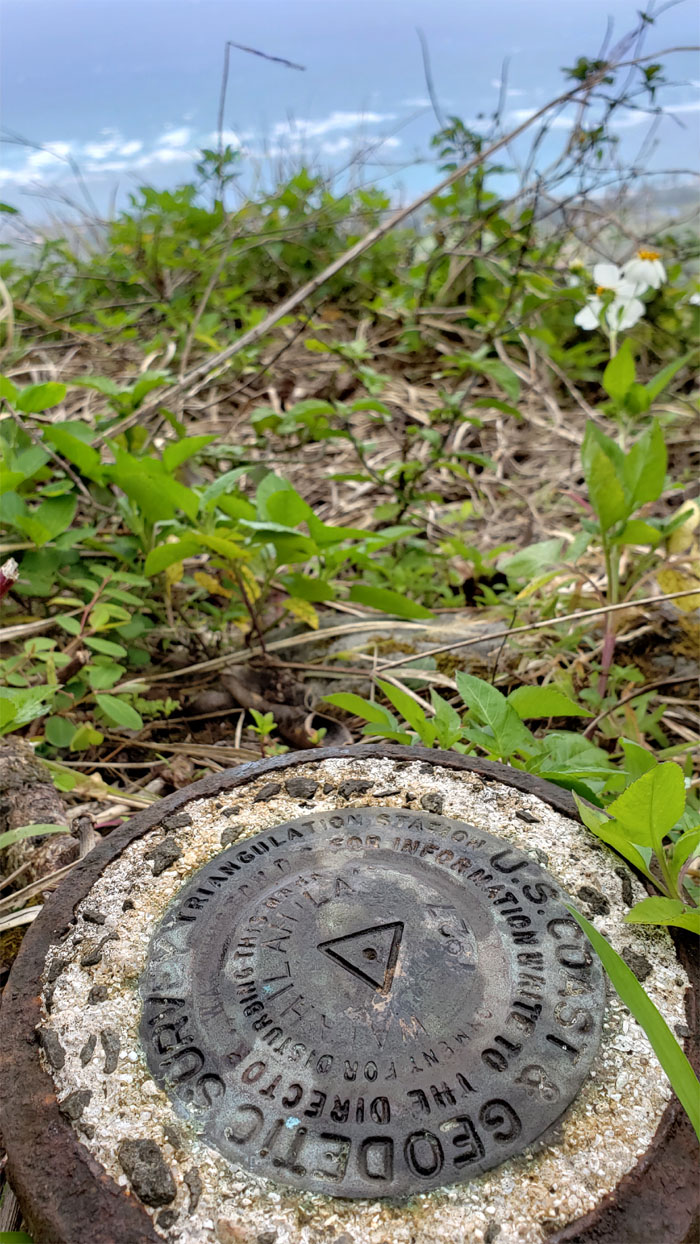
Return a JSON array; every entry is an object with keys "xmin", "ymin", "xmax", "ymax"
[
  {"xmin": 664, "ymin": 98, "xmax": 700, "ymax": 114},
  {"xmin": 157, "ymin": 127, "xmax": 192, "ymax": 149},
  {"xmin": 205, "ymin": 129, "xmax": 252, "ymax": 149},
  {"xmin": 26, "ymin": 141, "xmax": 74, "ymax": 169},
  {"xmin": 402, "ymin": 96, "xmax": 431, "ymax": 108},
  {"xmin": 82, "ymin": 130, "xmax": 144, "ymax": 161},
  {"xmin": 271, "ymin": 110, "xmax": 395, "ymax": 141},
  {"xmin": 510, "ymin": 107, "xmax": 576, "ymax": 130},
  {"xmin": 137, "ymin": 146, "xmax": 197, "ymax": 167},
  {"xmin": 319, "ymin": 137, "xmax": 354, "ymax": 155}
]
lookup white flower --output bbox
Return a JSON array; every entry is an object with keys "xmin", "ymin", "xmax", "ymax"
[
  {"xmin": 575, "ymin": 297, "xmax": 604, "ymax": 330},
  {"xmin": 591, "ymin": 261, "xmax": 648, "ymax": 297},
  {"xmin": 575, "ymin": 291, "xmax": 645, "ymax": 333},
  {"xmin": 605, "ymin": 294, "xmax": 646, "ymax": 330},
  {"xmin": 622, "ymin": 249, "xmax": 666, "ymax": 291},
  {"xmin": 574, "ymin": 260, "xmax": 647, "ymax": 333},
  {"xmin": 689, "ymin": 292, "xmax": 700, "ymax": 306}
]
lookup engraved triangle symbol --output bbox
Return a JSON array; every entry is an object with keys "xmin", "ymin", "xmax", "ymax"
[{"xmin": 317, "ymin": 921, "xmax": 404, "ymax": 993}]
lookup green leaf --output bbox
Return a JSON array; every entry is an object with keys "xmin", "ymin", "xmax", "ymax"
[
  {"xmin": 624, "ymin": 382, "xmax": 651, "ymax": 415},
  {"xmin": 624, "ymin": 896, "xmax": 700, "ymax": 934},
  {"xmin": 44, "ymin": 716, "xmax": 77, "ymax": 747},
  {"xmin": 670, "ymin": 827, "xmax": 700, "ymax": 890},
  {"xmin": 508, "ymin": 685, "xmax": 591, "ymax": 719},
  {"xmin": 621, "ymin": 420, "xmax": 666, "ymax": 510},
  {"xmin": 0, "ymin": 375, "xmax": 19, "ymax": 403},
  {"xmin": 194, "ymin": 532, "xmax": 246, "ymax": 561},
  {"xmin": 455, "ymin": 672, "xmax": 534, "ymax": 759},
  {"xmin": 323, "ymin": 692, "xmax": 396, "ymax": 726},
  {"xmin": 69, "ymin": 723, "xmax": 105, "ymax": 751},
  {"xmin": 95, "ymin": 694, "xmax": 143, "ymax": 730},
  {"xmin": 0, "ymin": 822, "xmax": 68, "ymax": 851},
  {"xmin": 16, "ymin": 382, "xmax": 67, "ymax": 413},
  {"xmin": 613, "ymin": 519, "xmax": 662, "ymax": 548},
  {"xmin": 621, "ymin": 739, "xmax": 657, "ymax": 781},
  {"xmin": 43, "ymin": 426, "xmax": 103, "ymax": 480},
  {"xmin": 200, "ymin": 467, "xmax": 249, "ymax": 510},
  {"xmin": 377, "ymin": 679, "xmax": 436, "ymax": 745},
  {"xmin": 645, "ymin": 352, "xmax": 693, "ymax": 403},
  {"xmin": 55, "ymin": 613, "xmax": 82, "ymax": 636},
  {"xmin": 162, "ymin": 435, "xmax": 215, "ymax": 472},
  {"xmin": 17, "ymin": 494, "xmax": 78, "ymax": 547},
  {"xmin": 602, "ymin": 338, "xmax": 635, "ymax": 404},
  {"xmin": 500, "ymin": 538, "xmax": 563, "ymax": 582},
  {"xmin": 606, "ymin": 762, "xmax": 686, "ymax": 848},
  {"xmin": 567, "ymin": 906, "xmax": 700, "ymax": 1142},
  {"xmin": 347, "ymin": 584, "xmax": 433, "ymax": 619},
  {"xmin": 144, "ymin": 539, "xmax": 200, "ymax": 575},
  {"xmin": 107, "ymin": 451, "xmax": 199, "ymax": 523},
  {"xmin": 0, "ymin": 1230, "xmax": 34, "ymax": 1242},
  {"xmin": 74, "ymin": 375, "xmax": 123, "ymax": 397},
  {"xmin": 574, "ymin": 797, "xmax": 656, "ymax": 885},
  {"xmin": 84, "ymin": 636, "xmax": 127, "ymax": 657},
  {"xmin": 581, "ymin": 423, "xmax": 629, "ymax": 531},
  {"xmin": 430, "ymin": 689, "xmax": 464, "ymax": 748}
]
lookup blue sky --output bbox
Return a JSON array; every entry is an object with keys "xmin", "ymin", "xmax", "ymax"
[{"xmin": 1, "ymin": 0, "xmax": 699, "ymax": 217}]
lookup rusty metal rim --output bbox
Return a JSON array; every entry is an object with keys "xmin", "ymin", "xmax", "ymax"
[{"xmin": 0, "ymin": 744, "xmax": 696, "ymax": 1244}]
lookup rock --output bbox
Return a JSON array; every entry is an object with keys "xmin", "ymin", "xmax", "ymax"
[
  {"xmin": 257, "ymin": 1233, "xmax": 277, "ymax": 1244},
  {"xmin": 184, "ymin": 1166, "xmax": 203, "ymax": 1211},
  {"xmin": 420, "ymin": 792, "xmax": 444, "ymax": 815},
  {"xmin": 118, "ymin": 1138, "xmax": 176, "ymax": 1207},
  {"xmin": 516, "ymin": 810, "xmax": 540, "ymax": 824},
  {"xmin": 577, "ymin": 885, "xmax": 610, "ymax": 916},
  {"xmin": 100, "ymin": 1028, "xmax": 121, "ymax": 1073},
  {"xmin": 221, "ymin": 825, "xmax": 243, "ymax": 847},
  {"xmin": 615, "ymin": 866, "xmax": 634, "ymax": 907},
  {"xmin": 145, "ymin": 836, "xmax": 182, "ymax": 876},
  {"xmin": 338, "ymin": 779, "xmax": 373, "ymax": 800},
  {"xmin": 46, "ymin": 957, "xmax": 68, "ymax": 983},
  {"xmin": 79, "ymin": 1034, "xmax": 97, "ymax": 1066},
  {"xmin": 59, "ymin": 1089, "xmax": 91, "ymax": 1121},
  {"xmin": 156, "ymin": 1209, "xmax": 178, "ymax": 1230},
  {"xmin": 80, "ymin": 932, "xmax": 117, "ymax": 966},
  {"xmin": 87, "ymin": 985, "xmax": 108, "ymax": 1005},
  {"xmin": 621, "ymin": 947, "xmax": 652, "ymax": 982},
  {"xmin": 37, "ymin": 1026, "xmax": 65, "ymax": 1069},
  {"xmin": 82, "ymin": 908, "xmax": 106, "ymax": 925},
  {"xmin": 253, "ymin": 782, "xmax": 282, "ymax": 803},
  {"xmin": 285, "ymin": 777, "xmax": 318, "ymax": 800},
  {"xmin": 162, "ymin": 812, "xmax": 193, "ymax": 830},
  {"xmin": 222, "ymin": 805, "xmax": 242, "ymax": 818}
]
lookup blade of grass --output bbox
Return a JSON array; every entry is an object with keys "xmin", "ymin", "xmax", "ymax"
[{"xmin": 567, "ymin": 905, "xmax": 700, "ymax": 1141}]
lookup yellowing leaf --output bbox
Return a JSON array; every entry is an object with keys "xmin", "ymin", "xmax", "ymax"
[
  {"xmin": 515, "ymin": 570, "xmax": 562, "ymax": 600},
  {"xmin": 193, "ymin": 570, "xmax": 232, "ymax": 598},
  {"xmin": 668, "ymin": 500, "xmax": 700, "ymax": 555},
  {"xmin": 165, "ymin": 560, "xmax": 184, "ymax": 587},
  {"xmin": 238, "ymin": 564, "xmax": 261, "ymax": 602},
  {"xmin": 657, "ymin": 567, "xmax": 700, "ymax": 612},
  {"xmin": 284, "ymin": 597, "xmax": 319, "ymax": 629}
]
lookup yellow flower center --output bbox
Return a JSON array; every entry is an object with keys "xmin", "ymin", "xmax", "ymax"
[
  {"xmin": 638, "ymin": 249, "xmax": 660, "ymax": 261},
  {"xmin": 596, "ymin": 285, "xmax": 611, "ymax": 295}
]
